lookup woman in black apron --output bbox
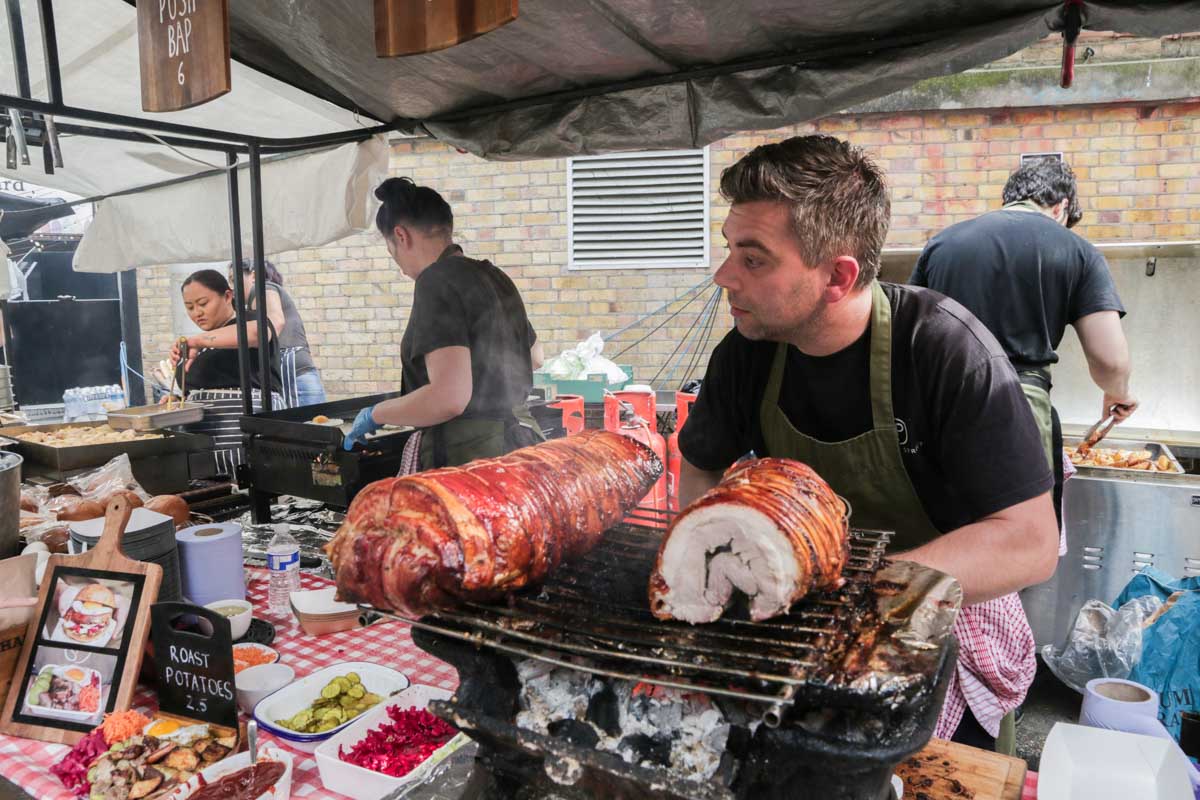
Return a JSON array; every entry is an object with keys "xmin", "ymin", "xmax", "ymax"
[
  {"xmin": 342, "ymin": 178, "xmax": 543, "ymax": 469},
  {"xmin": 169, "ymin": 269, "xmax": 283, "ymax": 476}
]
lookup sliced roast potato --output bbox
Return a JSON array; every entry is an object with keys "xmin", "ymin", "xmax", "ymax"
[
  {"xmin": 200, "ymin": 742, "xmax": 230, "ymax": 762},
  {"xmin": 146, "ymin": 742, "xmax": 176, "ymax": 764},
  {"xmin": 164, "ymin": 747, "xmax": 199, "ymax": 772},
  {"xmin": 128, "ymin": 768, "xmax": 164, "ymax": 800}
]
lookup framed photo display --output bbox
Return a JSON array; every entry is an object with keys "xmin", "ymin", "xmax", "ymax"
[{"xmin": 1, "ymin": 497, "xmax": 161, "ymax": 745}]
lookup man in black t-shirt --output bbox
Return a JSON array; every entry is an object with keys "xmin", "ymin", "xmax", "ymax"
[
  {"xmin": 678, "ymin": 135, "xmax": 1058, "ymax": 752},
  {"xmin": 911, "ymin": 159, "xmax": 1136, "ymax": 467}
]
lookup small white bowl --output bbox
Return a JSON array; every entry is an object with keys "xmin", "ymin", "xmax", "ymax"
[
  {"xmin": 205, "ymin": 598, "xmax": 253, "ymax": 639},
  {"xmin": 236, "ymin": 663, "xmax": 294, "ymax": 716}
]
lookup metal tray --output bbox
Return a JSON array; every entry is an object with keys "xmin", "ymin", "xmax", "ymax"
[
  {"xmin": 0, "ymin": 421, "xmax": 211, "ymax": 473},
  {"xmin": 107, "ymin": 402, "xmax": 206, "ymax": 431},
  {"xmin": 1064, "ymin": 437, "xmax": 1186, "ymax": 476},
  {"xmin": 239, "ymin": 391, "xmax": 410, "ymax": 448}
]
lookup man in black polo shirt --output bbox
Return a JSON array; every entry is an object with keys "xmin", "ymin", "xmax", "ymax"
[
  {"xmin": 678, "ymin": 135, "xmax": 1058, "ymax": 752},
  {"xmin": 911, "ymin": 158, "xmax": 1135, "ymax": 514}
]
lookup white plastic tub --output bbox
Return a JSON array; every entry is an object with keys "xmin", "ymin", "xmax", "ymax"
[
  {"xmin": 314, "ymin": 684, "xmax": 469, "ymax": 800},
  {"xmin": 253, "ymin": 662, "xmax": 409, "ymax": 753}
]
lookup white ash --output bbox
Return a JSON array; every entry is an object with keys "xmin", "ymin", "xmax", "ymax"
[{"xmin": 515, "ymin": 662, "xmax": 732, "ymax": 781}]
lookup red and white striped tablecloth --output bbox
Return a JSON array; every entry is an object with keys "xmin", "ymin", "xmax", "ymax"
[{"xmin": 0, "ymin": 568, "xmax": 458, "ymax": 800}]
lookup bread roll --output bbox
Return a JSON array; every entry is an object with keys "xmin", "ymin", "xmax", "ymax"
[
  {"xmin": 57, "ymin": 499, "xmax": 106, "ymax": 522},
  {"xmin": 146, "ymin": 494, "xmax": 190, "ymax": 527}
]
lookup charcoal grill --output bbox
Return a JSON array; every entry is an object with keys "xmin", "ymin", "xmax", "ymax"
[{"xmin": 368, "ymin": 509, "xmax": 961, "ymax": 800}]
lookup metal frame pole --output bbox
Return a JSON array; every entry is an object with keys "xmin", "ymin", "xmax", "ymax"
[
  {"xmin": 36, "ymin": 0, "xmax": 62, "ymax": 105},
  {"xmin": 4, "ymin": 0, "xmax": 31, "ymax": 99},
  {"xmin": 226, "ymin": 153, "xmax": 253, "ymax": 415},
  {"xmin": 246, "ymin": 143, "xmax": 272, "ymax": 413}
]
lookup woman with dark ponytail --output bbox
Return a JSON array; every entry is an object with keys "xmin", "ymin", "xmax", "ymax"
[{"xmin": 343, "ymin": 177, "xmax": 544, "ymax": 469}]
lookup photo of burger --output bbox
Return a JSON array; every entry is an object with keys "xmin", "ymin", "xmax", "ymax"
[
  {"xmin": 61, "ymin": 584, "xmax": 117, "ymax": 645},
  {"xmin": 43, "ymin": 577, "xmax": 133, "ymax": 650}
]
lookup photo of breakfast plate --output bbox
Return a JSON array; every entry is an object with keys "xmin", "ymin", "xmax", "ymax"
[{"xmin": 22, "ymin": 662, "xmax": 105, "ymax": 723}]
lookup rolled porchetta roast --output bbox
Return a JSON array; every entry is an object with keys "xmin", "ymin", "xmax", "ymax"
[
  {"xmin": 326, "ymin": 430, "xmax": 663, "ymax": 615},
  {"xmin": 648, "ymin": 458, "xmax": 849, "ymax": 624}
]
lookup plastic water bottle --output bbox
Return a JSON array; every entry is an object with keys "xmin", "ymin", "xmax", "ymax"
[
  {"xmin": 267, "ymin": 524, "xmax": 302, "ymax": 615},
  {"xmin": 62, "ymin": 388, "xmax": 78, "ymax": 421}
]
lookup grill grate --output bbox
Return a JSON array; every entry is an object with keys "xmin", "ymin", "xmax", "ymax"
[{"xmin": 367, "ymin": 508, "xmax": 896, "ymax": 726}]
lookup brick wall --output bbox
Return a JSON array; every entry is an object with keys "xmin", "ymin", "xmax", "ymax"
[{"xmin": 135, "ymin": 37, "xmax": 1200, "ymax": 402}]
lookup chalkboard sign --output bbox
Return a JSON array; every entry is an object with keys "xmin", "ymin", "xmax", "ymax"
[
  {"xmin": 150, "ymin": 602, "xmax": 237, "ymax": 730},
  {"xmin": 137, "ymin": 0, "xmax": 231, "ymax": 112}
]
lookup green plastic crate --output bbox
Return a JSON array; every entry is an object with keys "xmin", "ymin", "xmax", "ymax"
[{"xmin": 533, "ymin": 364, "xmax": 633, "ymax": 403}]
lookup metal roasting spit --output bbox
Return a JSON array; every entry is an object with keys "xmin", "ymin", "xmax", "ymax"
[{"xmin": 365, "ymin": 508, "xmax": 962, "ymax": 800}]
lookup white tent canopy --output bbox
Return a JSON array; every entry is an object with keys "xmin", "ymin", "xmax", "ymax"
[{"xmin": 0, "ymin": 0, "xmax": 388, "ymax": 271}]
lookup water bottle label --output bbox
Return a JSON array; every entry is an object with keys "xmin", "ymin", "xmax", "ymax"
[{"xmin": 267, "ymin": 550, "xmax": 300, "ymax": 571}]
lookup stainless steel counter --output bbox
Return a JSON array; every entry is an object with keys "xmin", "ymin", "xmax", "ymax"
[{"xmin": 1021, "ymin": 467, "xmax": 1200, "ymax": 648}]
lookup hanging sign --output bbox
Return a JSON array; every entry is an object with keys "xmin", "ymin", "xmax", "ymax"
[
  {"xmin": 137, "ymin": 0, "xmax": 232, "ymax": 112},
  {"xmin": 375, "ymin": 0, "xmax": 519, "ymax": 57}
]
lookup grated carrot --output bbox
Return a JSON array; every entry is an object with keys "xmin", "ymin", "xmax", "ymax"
[
  {"xmin": 100, "ymin": 710, "xmax": 150, "ymax": 745},
  {"xmin": 233, "ymin": 645, "xmax": 276, "ymax": 674}
]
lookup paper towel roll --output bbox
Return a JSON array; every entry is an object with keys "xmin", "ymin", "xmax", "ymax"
[
  {"xmin": 1081, "ymin": 678, "xmax": 1159, "ymax": 730},
  {"xmin": 176, "ymin": 522, "xmax": 245, "ymax": 607},
  {"xmin": 1081, "ymin": 678, "xmax": 1200, "ymax": 790}
]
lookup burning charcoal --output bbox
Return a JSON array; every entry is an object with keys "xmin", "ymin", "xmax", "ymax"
[
  {"xmin": 585, "ymin": 684, "xmax": 621, "ymax": 737},
  {"xmin": 547, "ymin": 719, "xmax": 600, "ymax": 749},
  {"xmin": 618, "ymin": 733, "xmax": 673, "ymax": 767}
]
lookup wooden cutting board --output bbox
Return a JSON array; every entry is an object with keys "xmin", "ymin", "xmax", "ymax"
[{"xmin": 896, "ymin": 738, "xmax": 1028, "ymax": 800}]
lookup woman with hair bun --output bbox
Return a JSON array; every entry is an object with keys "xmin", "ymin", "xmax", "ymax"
[
  {"xmin": 167, "ymin": 268, "xmax": 283, "ymax": 475},
  {"xmin": 343, "ymin": 177, "xmax": 544, "ymax": 469}
]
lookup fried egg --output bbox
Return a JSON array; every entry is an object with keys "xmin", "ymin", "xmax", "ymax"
[
  {"xmin": 63, "ymin": 667, "xmax": 86, "ymax": 683},
  {"xmin": 71, "ymin": 600, "xmax": 110, "ymax": 616},
  {"xmin": 144, "ymin": 721, "xmax": 210, "ymax": 744}
]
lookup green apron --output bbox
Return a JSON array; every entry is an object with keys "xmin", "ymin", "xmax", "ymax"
[
  {"xmin": 1018, "ymin": 381, "xmax": 1054, "ymax": 466},
  {"xmin": 419, "ymin": 403, "xmax": 544, "ymax": 469},
  {"xmin": 758, "ymin": 281, "xmax": 1016, "ymax": 753}
]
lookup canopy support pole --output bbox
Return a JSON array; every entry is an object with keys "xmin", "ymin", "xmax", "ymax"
[
  {"xmin": 226, "ymin": 154, "xmax": 253, "ymax": 417},
  {"xmin": 247, "ymin": 143, "xmax": 272, "ymax": 414}
]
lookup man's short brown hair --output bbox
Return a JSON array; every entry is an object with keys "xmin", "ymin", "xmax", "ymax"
[{"xmin": 719, "ymin": 135, "xmax": 890, "ymax": 288}]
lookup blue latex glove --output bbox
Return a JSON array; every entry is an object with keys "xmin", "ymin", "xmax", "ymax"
[{"xmin": 343, "ymin": 405, "xmax": 382, "ymax": 450}]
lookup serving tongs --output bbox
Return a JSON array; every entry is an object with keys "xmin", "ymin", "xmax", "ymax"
[
  {"xmin": 166, "ymin": 337, "xmax": 189, "ymax": 410},
  {"xmin": 1074, "ymin": 407, "xmax": 1120, "ymax": 456}
]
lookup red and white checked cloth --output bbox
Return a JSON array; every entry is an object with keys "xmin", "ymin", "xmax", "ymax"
[
  {"xmin": 934, "ymin": 592, "xmax": 1038, "ymax": 740},
  {"xmin": 0, "ymin": 569, "xmax": 458, "ymax": 800}
]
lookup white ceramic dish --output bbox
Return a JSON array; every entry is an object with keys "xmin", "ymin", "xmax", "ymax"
[
  {"xmin": 233, "ymin": 642, "xmax": 280, "ymax": 671},
  {"xmin": 23, "ymin": 664, "xmax": 104, "ymax": 723},
  {"xmin": 253, "ymin": 662, "xmax": 409, "ymax": 753},
  {"xmin": 315, "ymin": 685, "xmax": 465, "ymax": 800},
  {"xmin": 205, "ymin": 598, "xmax": 253, "ymax": 639},
  {"xmin": 166, "ymin": 745, "xmax": 293, "ymax": 800},
  {"xmin": 236, "ymin": 663, "xmax": 295, "ymax": 716}
]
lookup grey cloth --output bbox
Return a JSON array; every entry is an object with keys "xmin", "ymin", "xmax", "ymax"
[{"xmin": 250, "ymin": 282, "xmax": 316, "ymax": 376}]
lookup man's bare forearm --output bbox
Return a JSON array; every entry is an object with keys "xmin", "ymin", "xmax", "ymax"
[{"xmin": 895, "ymin": 492, "xmax": 1058, "ymax": 605}]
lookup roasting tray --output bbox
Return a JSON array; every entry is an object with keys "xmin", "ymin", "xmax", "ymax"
[
  {"xmin": 1064, "ymin": 437, "xmax": 1186, "ymax": 477},
  {"xmin": 0, "ymin": 421, "xmax": 211, "ymax": 473},
  {"xmin": 107, "ymin": 402, "xmax": 207, "ymax": 431}
]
